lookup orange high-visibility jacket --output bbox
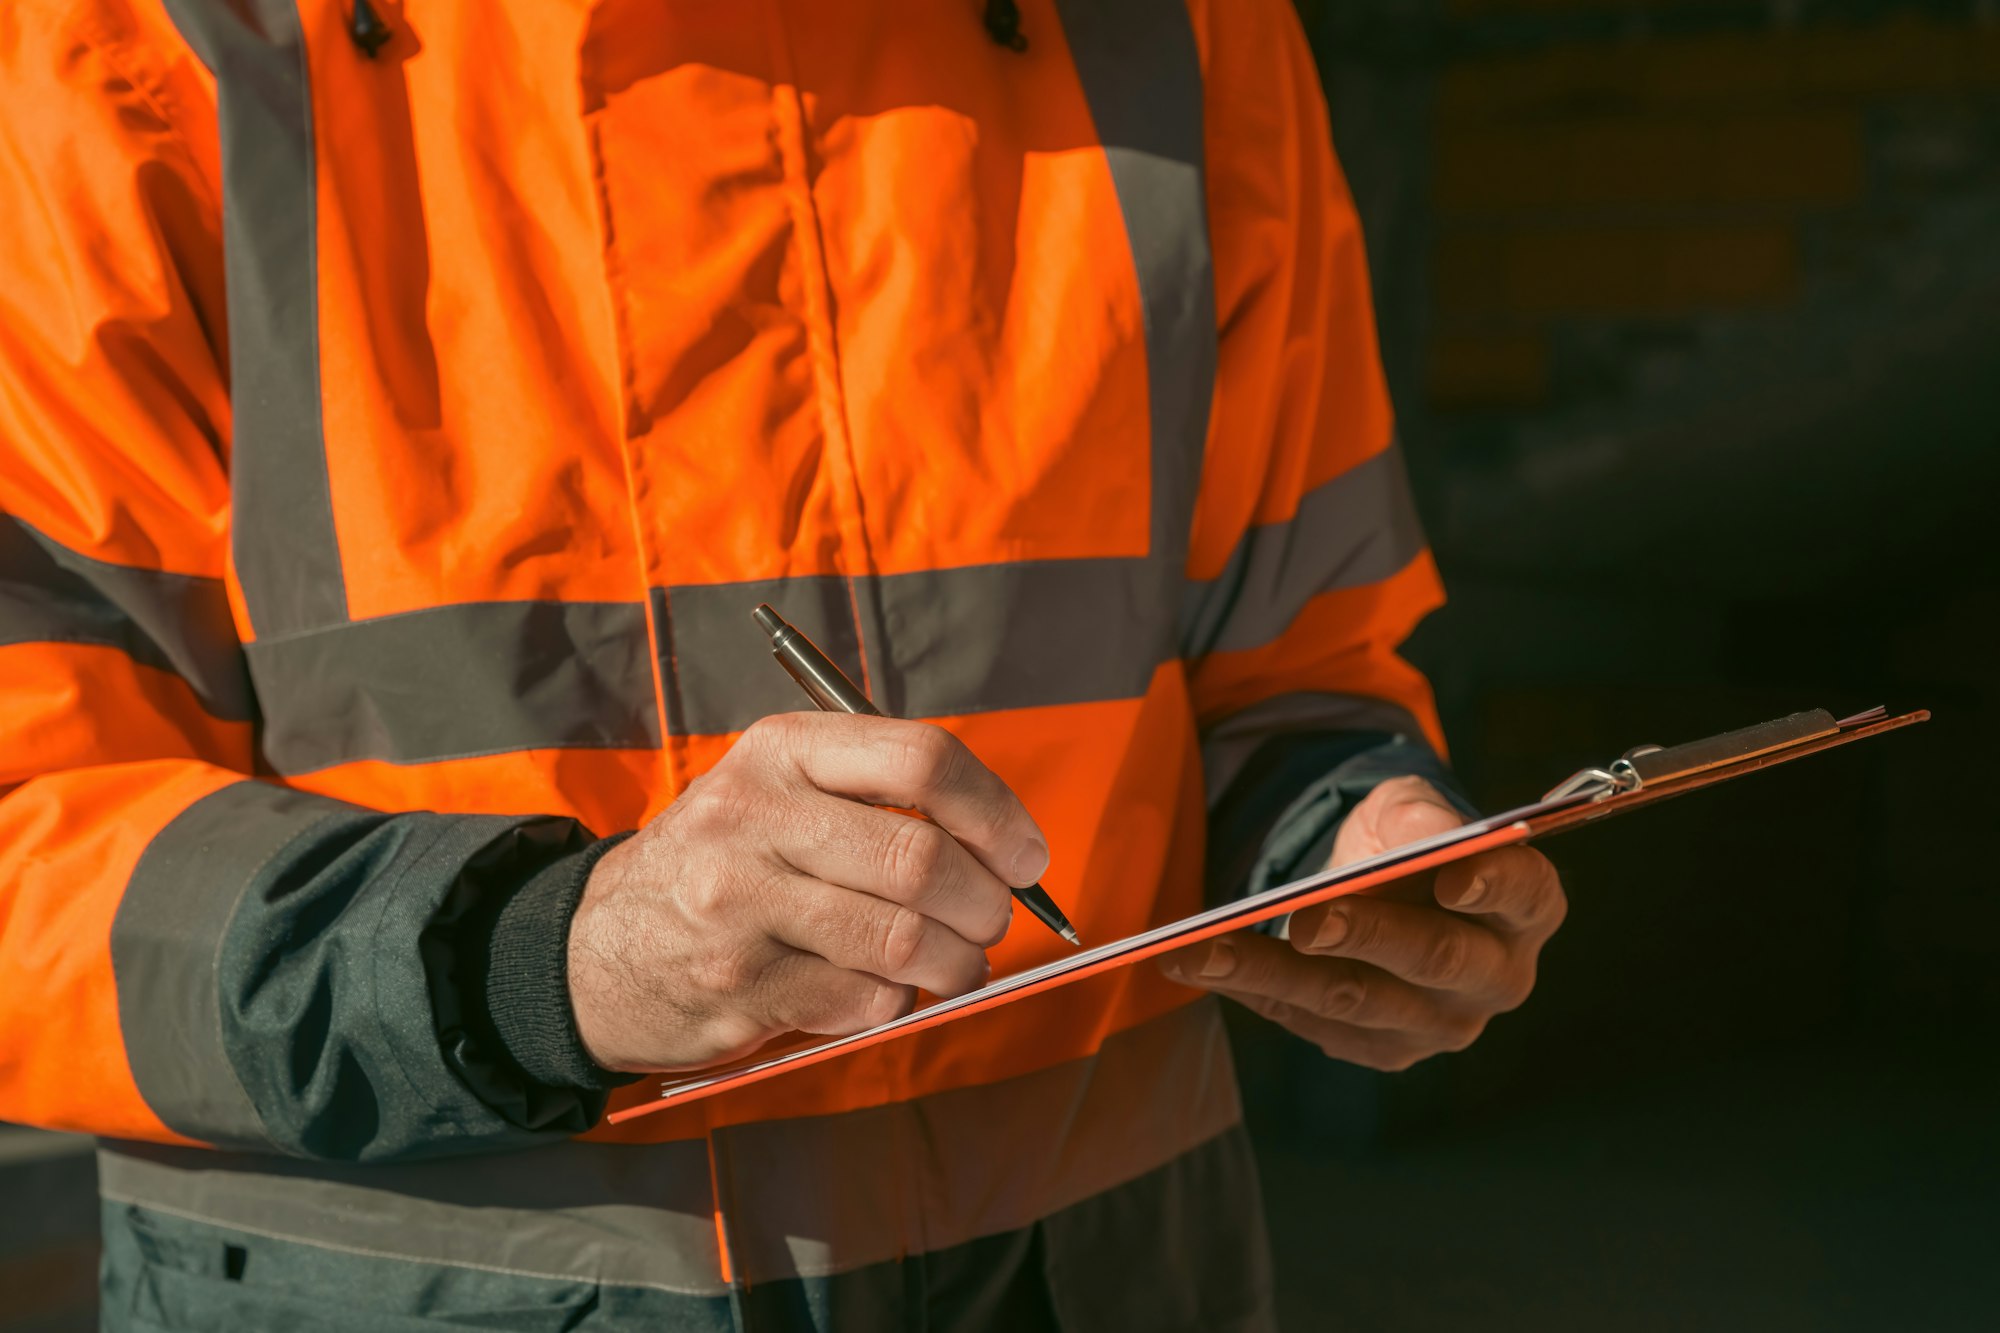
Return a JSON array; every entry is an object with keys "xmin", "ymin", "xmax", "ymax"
[{"xmin": 1, "ymin": 0, "xmax": 1445, "ymax": 1323}]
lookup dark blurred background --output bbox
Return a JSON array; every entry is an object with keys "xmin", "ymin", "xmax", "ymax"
[
  {"xmin": 4, "ymin": 1, "xmax": 1995, "ymax": 1329},
  {"xmin": 1241, "ymin": 0, "xmax": 1999, "ymax": 1328}
]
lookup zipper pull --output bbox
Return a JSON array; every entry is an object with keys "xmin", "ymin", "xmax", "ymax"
[
  {"xmin": 349, "ymin": 0, "xmax": 392, "ymax": 58},
  {"xmin": 983, "ymin": 0, "xmax": 1027, "ymax": 52}
]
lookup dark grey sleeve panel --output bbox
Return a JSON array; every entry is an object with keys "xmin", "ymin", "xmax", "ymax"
[
  {"xmin": 0, "ymin": 512, "xmax": 254, "ymax": 722},
  {"xmin": 1204, "ymin": 726, "xmax": 1474, "ymax": 908},
  {"xmin": 112, "ymin": 780, "xmax": 610, "ymax": 1162}
]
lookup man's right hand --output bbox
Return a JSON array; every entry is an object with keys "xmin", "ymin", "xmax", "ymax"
[{"xmin": 567, "ymin": 712, "xmax": 1051, "ymax": 1073}]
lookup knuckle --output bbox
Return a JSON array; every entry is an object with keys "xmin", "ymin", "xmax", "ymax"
[
  {"xmin": 975, "ymin": 891, "xmax": 1012, "ymax": 948},
  {"xmin": 882, "ymin": 818, "xmax": 950, "ymax": 900},
  {"xmin": 1439, "ymin": 1017, "xmax": 1487, "ymax": 1053},
  {"xmin": 1495, "ymin": 963, "xmax": 1538, "ymax": 1013},
  {"xmin": 694, "ymin": 945, "xmax": 765, "ymax": 999},
  {"xmin": 687, "ymin": 770, "xmax": 758, "ymax": 833},
  {"xmin": 894, "ymin": 725, "xmax": 963, "ymax": 794},
  {"xmin": 1541, "ymin": 883, "xmax": 1570, "ymax": 933},
  {"xmin": 874, "ymin": 905, "xmax": 930, "ymax": 978},
  {"xmin": 1413, "ymin": 929, "xmax": 1472, "ymax": 988},
  {"xmin": 860, "ymin": 980, "xmax": 917, "ymax": 1029},
  {"xmin": 1256, "ymin": 998, "xmax": 1296, "ymax": 1026},
  {"xmin": 747, "ymin": 710, "xmax": 806, "ymax": 753},
  {"xmin": 1353, "ymin": 1045, "xmax": 1421, "ymax": 1072},
  {"xmin": 1314, "ymin": 969, "xmax": 1364, "ymax": 1020},
  {"xmin": 1341, "ymin": 907, "xmax": 1385, "ymax": 956},
  {"xmin": 682, "ymin": 872, "xmax": 734, "ymax": 921}
]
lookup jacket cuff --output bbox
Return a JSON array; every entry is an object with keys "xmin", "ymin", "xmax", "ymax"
[
  {"xmin": 1206, "ymin": 731, "xmax": 1476, "ymax": 907},
  {"xmin": 481, "ymin": 832, "xmax": 638, "ymax": 1094}
]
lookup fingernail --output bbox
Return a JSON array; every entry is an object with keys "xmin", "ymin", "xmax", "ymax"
[
  {"xmin": 1196, "ymin": 938, "xmax": 1237, "ymax": 980},
  {"xmin": 1010, "ymin": 837, "xmax": 1051, "ymax": 887},
  {"xmin": 1313, "ymin": 910, "xmax": 1350, "ymax": 950},
  {"xmin": 1456, "ymin": 877, "xmax": 1488, "ymax": 910}
]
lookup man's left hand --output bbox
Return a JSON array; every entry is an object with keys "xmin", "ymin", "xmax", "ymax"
[{"xmin": 1162, "ymin": 776, "xmax": 1566, "ymax": 1071}]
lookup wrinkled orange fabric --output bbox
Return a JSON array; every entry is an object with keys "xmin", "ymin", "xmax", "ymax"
[{"xmin": 0, "ymin": 0, "xmax": 1442, "ymax": 1146}]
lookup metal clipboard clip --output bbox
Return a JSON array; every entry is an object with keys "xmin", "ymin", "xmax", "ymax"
[{"xmin": 1539, "ymin": 707, "xmax": 1871, "ymax": 804}]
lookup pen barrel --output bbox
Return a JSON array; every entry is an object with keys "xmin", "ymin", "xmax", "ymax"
[{"xmin": 770, "ymin": 637, "xmax": 881, "ymax": 717}]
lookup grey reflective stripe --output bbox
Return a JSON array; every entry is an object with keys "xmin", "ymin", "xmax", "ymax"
[
  {"xmin": 658, "ymin": 558, "xmax": 1171, "ymax": 736},
  {"xmin": 98, "ymin": 1137, "xmax": 729, "ymax": 1297},
  {"xmin": 98, "ymin": 1124, "xmax": 1270, "ymax": 1329},
  {"xmin": 1053, "ymin": 0, "xmax": 1216, "ymax": 562},
  {"xmin": 1182, "ymin": 441, "xmax": 1427, "ymax": 659},
  {"xmin": 248, "ymin": 600, "xmax": 660, "ymax": 773},
  {"xmin": 245, "ymin": 441, "xmax": 1423, "ymax": 762},
  {"xmin": 161, "ymin": 0, "xmax": 345, "ymax": 637},
  {"xmin": 246, "ymin": 455, "xmax": 1421, "ymax": 762},
  {"xmin": 1200, "ymin": 689, "xmax": 1430, "ymax": 809},
  {"xmin": 96, "ymin": 1000, "xmax": 1238, "ymax": 1293},
  {"xmin": 0, "ymin": 514, "xmax": 255, "ymax": 722},
  {"xmin": 111, "ymin": 782, "xmax": 355, "ymax": 1150},
  {"xmin": 256, "ymin": 562, "xmax": 1168, "ymax": 761}
]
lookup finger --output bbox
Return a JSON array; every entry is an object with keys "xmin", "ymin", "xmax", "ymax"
[
  {"xmin": 1160, "ymin": 932, "xmax": 1374, "ymax": 1020},
  {"xmin": 1160, "ymin": 933, "xmax": 1335, "ymax": 1008},
  {"xmin": 1332, "ymin": 776, "xmax": 1466, "ymax": 865},
  {"xmin": 1234, "ymin": 998, "xmax": 1459, "ymax": 1073},
  {"xmin": 1433, "ymin": 847, "xmax": 1567, "ymax": 939},
  {"xmin": 766, "ymin": 872, "xmax": 993, "ymax": 998},
  {"xmin": 779, "ymin": 791, "xmax": 1014, "ymax": 946},
  {"xmin": 756, "ymin": 712, "xmax": 1050, "ymax": 889},
  {"xmin": 754, "ymin": 950, "xmax": 918, "ymax": 1036},
  {"xmin": 1216, "ymin": 960, "xmax": 1472, "ymax": 1039},
  {"xmin": 1162, "ymin": 934, "xmax": 1470, "ymax": 1039},
  {"xmin": 1292, "ymin": 896, "xmax": 1516, "ymax": 1000}
]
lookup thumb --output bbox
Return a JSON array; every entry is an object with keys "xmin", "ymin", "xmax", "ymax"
[{"xmin": 1331, "ymin": 777, "xmax": 1466, "ymax": 866}]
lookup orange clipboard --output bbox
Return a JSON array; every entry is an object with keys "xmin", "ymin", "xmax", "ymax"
[{"xmin": 607, "ymin": 705, "xmax": 1926, "ymax": 1125}]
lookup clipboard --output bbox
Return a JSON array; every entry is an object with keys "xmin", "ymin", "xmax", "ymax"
[{"xmin": 607, "ymin": 705, "xmax": 1927, "ymax": 1125}]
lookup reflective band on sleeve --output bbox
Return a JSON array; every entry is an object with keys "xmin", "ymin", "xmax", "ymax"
[
  {"xmin": 160, "ymin": 0, "xmax": 347, "ymax": 637},
  {"xmin": 1052, "ymin": 0, "xmax": 1217, "ymax": 564},
  {"xmin": 0, "ymin": 514, "xmax": 254, "ymax": 722},
  {"xmin": 111, "ymin": 781, "xmax": 358, "ymax": 1150},
  {"xmin": 1180, "ymin": 441, "xmax": 1427, "ymax": 660}
]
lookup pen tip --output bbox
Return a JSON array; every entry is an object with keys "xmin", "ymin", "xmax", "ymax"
[
  {"xmin": 751, "ymin": 604, "xmax": 784, "ymax": 640},
  {"xmin": 1059, "ymin": 925, "xmax": 1082, "ymax": 948}
]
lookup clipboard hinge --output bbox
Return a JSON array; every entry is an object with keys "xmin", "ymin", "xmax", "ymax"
[
  {"xmin": 1541, "ymin": 763, "xmax": 1640, "ymax": 804},
  {"xmin": 1541, "ymin": 709, "xmax": 1845, "ymax": 804}
]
